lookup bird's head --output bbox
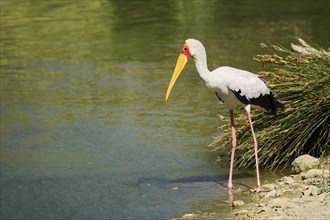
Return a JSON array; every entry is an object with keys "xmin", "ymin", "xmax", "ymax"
[{"xmin": 165, "ymin": 39, "xmax": 205, "ymax": 101}]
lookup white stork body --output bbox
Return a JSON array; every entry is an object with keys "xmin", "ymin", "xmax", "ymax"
[
  {"xmin": 165, "ymin": 39, "xmax": 284, "ymax": 193},
  {"xmin": 202, "ymin": 66, "xmax": 271, "ymax": 111},
  {"xmin": 188, "ymin": 39, "xmax": 279, "ymax": 114}
]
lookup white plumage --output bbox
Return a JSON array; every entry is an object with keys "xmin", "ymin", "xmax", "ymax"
[
  {"xmin": 186, "ymin": 39, "xmax": 273, "ymax": 112},
  {"xmin": 165, "ymin": 38, "xmax": 284, "ymax": 193}
]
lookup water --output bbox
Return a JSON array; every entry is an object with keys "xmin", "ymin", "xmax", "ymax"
[{"xmin": 1, "ymin": 0, "xmax": 329, "ymax": 219}]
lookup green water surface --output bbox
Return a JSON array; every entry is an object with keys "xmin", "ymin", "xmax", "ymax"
[{"xmin": 1, "ymin": 0, "xmax": 329, "ymax": 219}]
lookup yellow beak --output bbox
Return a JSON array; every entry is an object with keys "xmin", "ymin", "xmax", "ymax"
[{"xmin": 165, "ymin": 53, "xmax": 188, "ymax": 101}]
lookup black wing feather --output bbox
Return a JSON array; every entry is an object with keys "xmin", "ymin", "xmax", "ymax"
[{"xmin": 230, "ymin": 88, "xmax": 284, "ymax": 115}]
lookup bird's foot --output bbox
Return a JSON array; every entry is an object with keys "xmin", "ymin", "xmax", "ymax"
[{"xmin": 253, "ymin": 186, "xmax": 264, "ymax": 193}]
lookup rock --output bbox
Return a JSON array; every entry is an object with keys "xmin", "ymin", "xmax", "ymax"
[
  {"xmin": 235, "ymin": 209, "xmax": 249, "ymax": 214},
  {"xmin": 303, "ymin": 185, "xmax": 319, "ymax": 196},
  {"xmin": 291, "ymin": 155, "xmax": 319, "ymax": 174},
  {"xmin": 256, "ymin": 206, "xmax": 272, "ymax": 214},
  {"xmin": 251, "ymin": 194, "xmax": 262, "ymax": 202},
  {"xmin": 265, "ymin": 189, "xmax": 277, "ymax": 198},
  {"xmin": 181, "ymin": 214, "xmax": 198, "ymax": 219},
  {"xmin": 268, "ymin": 198, "xmax": 288, "ymax": 208},
  {"xmin": 208, "ymin": 212, "xmax": 216, "ymax": 217},
  {"xmin": 232, "ymin": 200, "xmax": 245, "ymax": 207},
  {"xmin": 280, "ymin": 176, "xmax": 295, "ymax": 184},
  {"xmin": 263, "ymin": 183, "xmax": 276, "ymax": 191},
  {"xmin": 301, "ymin": 169, "xmax": 326, "ymax": 179},
  {"xmin": 232, "ymin": 188, "xmax": 243, "ymax": 193}
]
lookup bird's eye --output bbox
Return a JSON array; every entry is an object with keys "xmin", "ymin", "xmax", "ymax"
[{"xmin": 184, "ymin": 47, "xmax": 187, "ymax": 50}]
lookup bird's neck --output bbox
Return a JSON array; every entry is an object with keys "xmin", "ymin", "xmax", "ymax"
[{"xmin": 194, "ymin": 52, "xmax": 210, "ymax": 81}]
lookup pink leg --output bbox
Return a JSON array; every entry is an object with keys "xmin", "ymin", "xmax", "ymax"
[
  {"xmin": 246, "ymin": 111, "xmax": 263, "ymax": 193},
  {"xmin": 228, "ymin": 109, "xmax": 236, "ymax": 190}
]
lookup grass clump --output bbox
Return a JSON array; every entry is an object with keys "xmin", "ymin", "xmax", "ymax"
[{"xmin": 211, "ymin": 38, "xmax": 329, "ymax": 170}]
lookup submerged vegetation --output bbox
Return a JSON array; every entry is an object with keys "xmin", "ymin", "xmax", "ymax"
[{"xmin": 211, "ymin": 39, "xmax": 329, "ymax": 170}]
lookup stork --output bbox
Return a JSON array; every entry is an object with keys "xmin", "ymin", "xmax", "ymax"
[{"xmin": 165, "ymin": 39, "xmax": 284, "ymax": 192}]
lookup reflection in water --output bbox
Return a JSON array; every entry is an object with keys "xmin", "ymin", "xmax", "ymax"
[{"xmin": 1, "ymin": 0, "xmax": 329, "ymax": 219}]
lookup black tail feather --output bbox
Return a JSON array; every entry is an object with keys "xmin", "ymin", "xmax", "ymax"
[
  {"xmin": 230, "ymin": 89, "xmax": 284, "ymax": 115},
  {"xmin": 273, "ymin": 97, "xmax": 285, "ymax": 109},
  {"xmin": 268, "ymin": 92, "xmax": 284, "ymax": 115}
]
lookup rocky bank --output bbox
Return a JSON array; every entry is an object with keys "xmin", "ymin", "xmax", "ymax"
[
  {"xmin": 233, "ymin": 155, "xmax": 330, "ymax": 220},
  {"xmin": 176, "ymin": 155, "xmax": 330, "ymax": 220}
]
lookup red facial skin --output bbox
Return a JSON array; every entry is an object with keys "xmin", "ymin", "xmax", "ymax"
[{"xmin": 181, "ymin": 43, "xmax": 192, "ymax": 60}]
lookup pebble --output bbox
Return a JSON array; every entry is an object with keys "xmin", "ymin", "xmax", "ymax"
[
  {"xmin": 235, "ymin": 209, "xmax": 250, "ymax": 216},
  {"xmin": 251, "ymin": 194, "xmax": 262, "ymax": 202},
  {"xmin": 256, "ymin": 207, "xmax": 272, "ymax": 214},
  {"xmin": 181, "ymin": 214, "xmax": 198, "ymax": 219},
  {"xmin": 232, "ymin": 200, "xmax": 245, "ymax": 207}
]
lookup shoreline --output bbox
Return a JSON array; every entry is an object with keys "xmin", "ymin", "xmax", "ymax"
[{"xmin": 175, "ymin": 155, "xmax": 330, "ymax": 220}]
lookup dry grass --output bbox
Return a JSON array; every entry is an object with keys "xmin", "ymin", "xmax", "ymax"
[{"xmin": 210, "ymin": 39, "xmax": 330, "ymax": 170}]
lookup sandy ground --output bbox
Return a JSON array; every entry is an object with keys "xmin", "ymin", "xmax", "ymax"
[
  {"xmin": 233, "ymin": 167, "xmax": 330, "ymax": 219},
  {"xmin": 175, "ymin": 156, "xmax": 330, "ymax": 220}
]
